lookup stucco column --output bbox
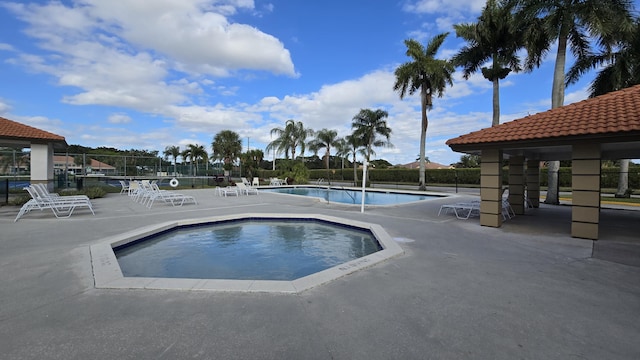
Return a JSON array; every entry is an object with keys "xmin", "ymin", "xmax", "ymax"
[
  {"xmin": 526, "ymin": 160, "xmax": 540, "ymax": 208},
  {"xmin": 480, "ymin": 149, "xmax": 503, "ymax": 227},
  {"xmin": 571, "ymin": 144, "xmax": 601, "ymax": 240},
  {"xmin": 508, "ymin": 156, "xmax": 525, "ymax": 215},
  {"xmin": 31, "ymin": 143, "xmax": 54, "ymax": 190}
]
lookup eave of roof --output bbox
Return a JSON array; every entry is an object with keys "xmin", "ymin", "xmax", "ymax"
[
  {"xmin": 446, "ymin": 84, "xmax": 640, "ymax": 149},
  {"xmin": 0, "ymin": 116, "xmax": 67, "ymax": 145}
]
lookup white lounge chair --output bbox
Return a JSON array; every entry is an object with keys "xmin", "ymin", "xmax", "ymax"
[
  {"xmin": 438, "ymin": 199, "xmax": 514, "ymax": 221},
  {"xmin": 236, "ymin": 183, "xmax": 258, "ymax": 195},
  {"xmin": 118, "ymin": 180, "xmax": 130, "ymax": 194},
  {"xmin": 252, "ymin": 177, "xmax": 260, "ymax": 187},
  {"xmin": 15, "ymin": 185, "xmax": 95, "ymax": 221},
  {"xmin": 137, "ymin": 182, "xmax": 197, "ymax": 208},
  {"xmin": 438, "ymin": 201, "xmax": 480, "ymax": 220},
  {"xmin": 269, "ymin": 178, "xmax": 282, "ymax": 186},
  {"xmin": 128, "ymin": 180, "xmax": 141, "ymax": 197},
  {"xmin": 215, "ymin": 186, "xmax": 239, "ymax": 197},
  {"xmin": 32, "ymin": 183, "xmax": 89, "ymax": 201}
]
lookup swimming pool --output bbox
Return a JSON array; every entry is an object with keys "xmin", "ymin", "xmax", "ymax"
[
  {"xmin": 262, "ymin": 187, "xmax": 438, "ymax": 205},
  {"xmin": 91, "ymin": 214, "xmax": 404, "ymax": 292},
  {"xmin": 114, "ymin": 218, "xmax": 382, "ymax": 281}
]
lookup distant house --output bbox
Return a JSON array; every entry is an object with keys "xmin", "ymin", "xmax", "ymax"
[
  {"xmin": 398, "ymin": 161, "xmax": 453, "ymax": 170},
  {"xmin": 53, "ymin": 155, "xmax": 117, "ymax": 175}
]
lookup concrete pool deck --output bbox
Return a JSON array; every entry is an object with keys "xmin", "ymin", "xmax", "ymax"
[{"xmin": 1, "ymin": 188, "xmax": 639, "ymax": 359}]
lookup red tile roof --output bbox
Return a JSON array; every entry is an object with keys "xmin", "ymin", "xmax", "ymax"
[
  {"xmin": 0, "ymin": 116, "xmax": 66, "ymax": 142},
  {"xmin": 447, "ymin": 84, "xmax": 640, "ymax": 147},
  {"xmin": 399, "ymin": 161, "xmax": 452, "ymax": 169},
  {"xmin": 53, "ymin": 155, "xmax": 116, "ymax": 170}
]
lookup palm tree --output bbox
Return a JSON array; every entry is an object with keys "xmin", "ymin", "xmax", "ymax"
[
  {"xmin": 566, "ymin": 16, "xmax": 640, "ymax": 97},
  {"xmin": 191, "ymin": 144, "xmax": 208, "ymax": 175},
  {"xmin": 351, "ymin": 108, "xmax": 393, "ymax": 186},
  {"xmin": 566, "ymin": 17, "xmax": 640, "ymax": 198},
  {"xmin": 181, "ymin": 148, "xmax": 193, "ymax": 176},
  {"xmin": 513, "ymin": 0, "xmax": 634, "ymax": 204},
  {"xmin": 308, "ymin": 128, "xmax": 339, "ymax": 180},
  {"xmin": 240, "ymin": 149, "xmax": 264, "ymax": 179},
  {"xmin": 333, "ymin": 137, "xmax": 350, "ymax": 178},
  {"xmin": 182, "ymin": 144, "xmax": 208, "ymax": 176},
  {"xmin": 163, "ymin": 145, "xmax": 180, "ymax": 176},
  {"xmin": 345, "ymin": 134, "xmax": 364, "ymax": 186},
  {"xmin": 267, "ymin": 119, "xmax": 314, "ymax": 163},
  {"xmin": 266, "ymin": 129, "xmax": 291, "ymax": 160},
  {"xmin": 452, "ymin": 0, "xmax": 522, "ymax": 127},
  {"xmin": 212, "ymin": 130, "xmax": 242, "ymax": 171},
  {"xmin": 394, "ymin": 33, "xmax": 455, "ymax": 191}
]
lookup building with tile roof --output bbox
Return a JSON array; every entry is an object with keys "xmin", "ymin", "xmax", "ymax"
[
  {"xmin": 398, "ymin": 161, "xmax": 453, "ymax": 169},
  {"xmin": 1, "ymin": 117, "xmax": 68, "ymax": 190},
  {"xmin": 0, "ymin": 117, "xmax": 68, "ymax": 148},
  {"xmin": 447, "ymin": 85, "xmax": 640, "ymax": 160},
  {"xmin": 446, "ymin": 84, "xmax": 640, "ymax": 240},
  {"xmin": 53, "ymin": 155, "xmax": 117, "ymax": 175}
]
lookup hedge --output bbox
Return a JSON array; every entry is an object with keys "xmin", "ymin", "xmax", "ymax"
[{"xmin": 258, "ymin": 166, "xmax": 639, "ymax": 189}]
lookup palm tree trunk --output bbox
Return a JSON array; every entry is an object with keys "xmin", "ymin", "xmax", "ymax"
[
  {"xmin": 418, "ymin": 88, "xmax": 428, "ymax": 191},
  {"xmin": 352, "ymin": 151, "xmax": 358, "ymax": 186},
  {"xmin": 545, "ymin": 32, "xmax": 569, "ymax": 205},
  {"xmin": 492, "ymin": 78, "xmax": 500, "ymax": 127},
  {"xmin": 325, "ymin": 150, "xmax": 330, "ymax": 185},
  {"xmin": 616, "ymin": 159, "xmax": 630, "ymax": 197}
]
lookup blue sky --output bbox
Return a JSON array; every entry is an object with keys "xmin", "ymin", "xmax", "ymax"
[{"xmin": 1, "ymin": 0, "xmax": 638, "ymax": 166}]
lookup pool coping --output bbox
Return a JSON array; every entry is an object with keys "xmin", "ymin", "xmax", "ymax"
[
  {"xmin": 260, "ymin": 185, "xmax": 448, "ymax": 207},
  {"xmin": 90, "ymin": 213, "xmax": 404, "ymax": 293}
]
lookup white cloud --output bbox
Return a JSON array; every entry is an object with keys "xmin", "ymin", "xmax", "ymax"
[
  {"xmin": 0, "ymin": 99, "xmax": 12, "ymax": 115},
  {"xmin": 108, "ymin": 113, "xmax": 132, "ymax": 124},
  {"xmin": 0, "ymin": 43, "xmax": 15, "ymax": 51},
  {"xmin": 402, "ymin": 0, "xmax": 485, "ymax": 15},
  {"xmin": 2, "ymin": 0, "xmax": 296, "ymax": 107},
  {"xmin": 80, "ymin": 0, "xmax": 295, "ymax": 76},
  {"xmin": 564, "ymin": 87, "xmax": 589, "ymax": 105},
  {"xmin": 1, "ymin": 0, "xmax": 552, "ymax": 166}
]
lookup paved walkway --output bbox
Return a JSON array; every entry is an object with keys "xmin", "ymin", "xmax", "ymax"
[{"xmin": 1, "ymin": 188, "xmax": 639, "ymax": 359}]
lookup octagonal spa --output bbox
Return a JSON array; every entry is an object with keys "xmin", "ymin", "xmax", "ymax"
[{"xmin": 90, "ymin": 214, "xmax": 403, "ymax": 293}]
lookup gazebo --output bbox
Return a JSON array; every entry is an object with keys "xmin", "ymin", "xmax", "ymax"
[
  {"xmin": 0, "ymin": 117, "xmax": 68, "ymax": 190},
  {"xmin": 447, "ymin": 85, "xmax": 640, "ymax": 240}
]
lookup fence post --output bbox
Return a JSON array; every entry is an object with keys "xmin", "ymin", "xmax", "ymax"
[{"xmin": 2, "ymin": 179, "xmax": 7, "ymax": 205}]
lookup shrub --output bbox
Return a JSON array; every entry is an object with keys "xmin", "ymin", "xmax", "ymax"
[
  {"xmin": 286, "ymin": 163, "xmax": 310, "ymax": 184},
  {"xmin": 63, "ymin": 187, "xmax": 107, "ymax": 199},
  {"xmin": 9, "ymin": 195, "xmax": 31, "ymax": 206}
]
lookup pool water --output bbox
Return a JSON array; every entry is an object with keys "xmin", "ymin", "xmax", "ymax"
[
  {"xmin": 263, "ymin": 187, "xmax": 437, "ymax": 205},
  {"xmin": 114, "ymin": 219, "xmax": 382, "ymax": 281}
]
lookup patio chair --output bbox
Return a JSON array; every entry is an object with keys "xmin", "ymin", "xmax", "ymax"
[
  {"xmin": 236, "ymin": 183, "xmax": 258, "ymax": 195},
  {"xmin": 118, "ymin": 180, "xmax": 130, "ymax": 194},
  {"xmin": 31, "ymin": 183, "xmax": 90, "ymax": 202},
  {"xmin": 128, "ymin": 180, "xmax": 141, "ymax": 197},
  {"xmin": 16, "ymin": 186, "xmax": 95, "ymax": 221},
  {"xmin": 215, "ymin": 186, "xmax": 239, "ymax": 197},
  {"xmin": 140, "ymin": 183, "xmax": 197, "ymax": 208},
  {"xmin": 501, "ymin": 188, "xmax": 516, "ymax": 220},
  {"xmin": 438, "ymin": 201, "xmax": 480, "ymax": 220},
  {"xmin": 241, "ymin": 177, "xmax": 252, "ymax": 186},
  {"xmin": 252, "ymin": 177, "xmax": 260, "ymax": 187}
]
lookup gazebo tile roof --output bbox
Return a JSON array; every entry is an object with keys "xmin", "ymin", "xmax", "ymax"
[
  {"xmin": 0, "ymin": 116, "xmax": 66, "ymax": 142},
  {"xmin": 447, "ymin": 84, "xmax": 640, "ymax": 146}
]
